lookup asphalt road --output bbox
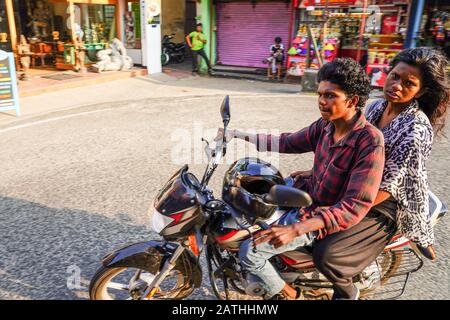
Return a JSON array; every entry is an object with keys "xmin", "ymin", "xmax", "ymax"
[{"xmin": 0, "ymin": 95, "xmax": 448, "ymax": 300}]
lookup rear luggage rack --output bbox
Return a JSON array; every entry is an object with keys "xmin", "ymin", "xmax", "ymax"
[{"xmin": 361, "ymin": 248, "xmax": 424, "ymax": 300}]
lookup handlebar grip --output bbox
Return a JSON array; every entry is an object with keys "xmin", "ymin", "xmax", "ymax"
[{"xmin": 222, "ymin": 139, "xmax": 227, "ymax": 156}]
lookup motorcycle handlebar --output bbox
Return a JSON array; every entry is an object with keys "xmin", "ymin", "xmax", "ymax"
[{"xmin": 200, "ymin": 123, "xmax": 229, "ymax": 188}]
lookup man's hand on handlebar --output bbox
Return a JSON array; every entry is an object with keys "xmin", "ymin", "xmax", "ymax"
[
  {"xmin": 253, "ymin": 224, "xmax": 303, "ymax": 248},
  {"xmin": 215, "ymin": 128, "xmax": 259, "ymax": 145},
  {"xmin": 215, "ymin": 128, "xmax": 235, "ymax": 143},
  {"xmin": 290, "ymin": 170, "xmax": 313, "ymax": 183}
]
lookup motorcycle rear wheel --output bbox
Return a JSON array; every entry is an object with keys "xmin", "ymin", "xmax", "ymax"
[
  {"xmin": 89, "ymin": 265, "xmax": 192, "ymax": 300},
  {"xmin": 174, "ymin": 54, "xmax": 186, "ymax": 64},
  {"xmin": 292, "ymin": 251, "xmax": 403, "ymax": 300}
]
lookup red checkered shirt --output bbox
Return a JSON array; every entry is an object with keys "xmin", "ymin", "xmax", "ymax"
[{"xmin": 256, "ymin": 112, "xmax": 385, "ymax": 238}]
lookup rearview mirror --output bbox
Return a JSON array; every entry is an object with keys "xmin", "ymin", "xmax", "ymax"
[
  {"xmin": 220, "ymin": 95, "xmax": 230, "ymax": 127},
  {"xmin": 264, "ymin": 185, "xmax": 313, "ymax": 208}
]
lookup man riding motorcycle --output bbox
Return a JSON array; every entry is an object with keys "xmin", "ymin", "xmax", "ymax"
[{"xmin": 216, "ymin": 58, "xmax": 389, "ymax": 300}]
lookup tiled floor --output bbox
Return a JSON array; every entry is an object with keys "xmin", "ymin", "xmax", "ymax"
[{"xmin": 17, "ymin": 67, "xmax": 148, "ymax": 97}]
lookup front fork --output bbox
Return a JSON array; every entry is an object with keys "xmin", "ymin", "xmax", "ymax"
[{"xmin": 141, "ymin": 244, "xmax": 186, "ymax": 300}]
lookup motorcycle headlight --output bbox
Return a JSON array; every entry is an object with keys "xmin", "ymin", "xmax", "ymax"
[{"xmin": 149, "ymin": 207, "xmax": 174, "ymax": 234}]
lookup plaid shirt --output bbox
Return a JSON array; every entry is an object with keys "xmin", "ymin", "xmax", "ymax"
[{"xmin": 256, "ymin": 112, "xmax": 385, "ymax": 238}]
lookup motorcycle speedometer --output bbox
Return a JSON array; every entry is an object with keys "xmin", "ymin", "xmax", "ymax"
[{"xmin": 183, "ymin": 172, "xmax": 201, "ymax": 190}]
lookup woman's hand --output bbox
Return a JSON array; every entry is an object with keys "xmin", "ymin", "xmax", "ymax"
[
  {"xmin": 214, "ymin": 128, "xmax": 235, "ymax": 143},
  {"xmin": 253, "ymin": 224, "xmax": 303, "ymax": 248}
]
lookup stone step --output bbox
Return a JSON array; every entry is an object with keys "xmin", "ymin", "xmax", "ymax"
[{"xmin": 212, "ymin": 65, "xmax": 266, "ymax": 76}]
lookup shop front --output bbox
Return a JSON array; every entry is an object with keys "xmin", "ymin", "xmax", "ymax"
[
  {"xmin": 285, "ymin": 0, "xmax": 411, "ymax": 86},
  {"xmin": 123, "ymin": 0, "xmax": 142, "ymax": 65},
  {"xmin": 3, "ymin": 0, "xmax": 123, "ymax": 69},
  {"xmin": 215, "ymin": 0, "xmax": 294, "ymax": 68},
  {"xmin": 0, "ymin": 1, "xmax": 21, "ymax": 53},
  {"xmin": 0, "ymin": 0, "xmax": 152, "ymax": 73}
]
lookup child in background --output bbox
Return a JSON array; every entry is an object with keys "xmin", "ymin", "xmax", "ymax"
[{"xmin": 264, "ymin": 37, "xmax": 284, "ymax": 80}]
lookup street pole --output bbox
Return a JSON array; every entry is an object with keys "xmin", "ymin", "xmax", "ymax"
[
  {"xmin": 288, "ymin": 0, "xmax": 295, "ymax": 55},
  {"xmin": 209, "ymin": 0, "xmax": 213, "ymax": 66},
  {"xmin": 6, "ymin": 0, "xmax": 17, "ymax": 54},
  {"xmin": 68, "ymin": 1, "xmax": 77, "ymax": 46},
  {"xmin": 356, "ymin": 0, "xmax": 368, "ymax": 64},
  {"xmin": 321, "ymin": 0, "xmax": 329, "ymax": 64},
  {"xmin": 405, "ymin": 0, "xmax": 425, "ymax": 48}
]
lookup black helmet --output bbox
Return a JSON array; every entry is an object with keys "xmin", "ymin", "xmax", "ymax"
[{"xmin": 222, "ymin": 157, "xmax": 285, "ymax": 222}]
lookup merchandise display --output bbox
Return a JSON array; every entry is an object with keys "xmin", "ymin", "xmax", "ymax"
[
  {"xmin": 286, "ymin": 24, "xmax": 340, "ymax": 77},
  {"xmin": 3, "ymin": 0, "xmax": 119, "ymax": 73},
  {"xmin": 290, "ymin": 0, "xmax": 412, "ymax": 86}
]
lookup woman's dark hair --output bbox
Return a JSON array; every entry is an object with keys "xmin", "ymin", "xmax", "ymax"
[
  {"xmin": 274, "ymin": 37, "xmax": 282, "ymax": 44},
  {"xmin": 390, "ymin": 47, "xmax": 450, "ymax": 134},
  {"xmin": 317, "ymin": 58, "xmax": 371, "ymax": 110}
]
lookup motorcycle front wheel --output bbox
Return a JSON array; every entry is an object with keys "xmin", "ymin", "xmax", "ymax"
[
  {"xmin": 89, "ymin": 265, "xmax": 192, "ymax": 300},
  {"xmin": 206, "ymin": 244, "xmax": 246, "ymax": 300}
]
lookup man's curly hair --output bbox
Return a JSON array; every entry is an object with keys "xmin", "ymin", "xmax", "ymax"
[{"xmin": 317, "ymin": 58, "xmax": 371, "ymax": 110}]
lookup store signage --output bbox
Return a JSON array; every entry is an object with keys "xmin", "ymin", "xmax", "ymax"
[
  {"xmin": 311, "ymin": 10, "xmax": 324, "ymax": 15},
  {"xmin": 381, "ymin": 15, "xmax": 399, "ymax": 34},
  {"xmin": 0, "ymin": 50, "xmax": 20, "ymax": 116},
  {"xmin": 301, "ymin": 0, "xmax": 357, "ymax": 6},
  {"xmin": 145, "ymin": 0, "xmax": 161, "ymax": 25},
  {"xmin": 367, "ymin": 64, "xmax": 389, "ymax": 88}
]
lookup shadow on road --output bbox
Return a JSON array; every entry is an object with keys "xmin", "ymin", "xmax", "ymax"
[{"xmin": 0, "ymin": 195, "xmax": 153, "ymax": 300}]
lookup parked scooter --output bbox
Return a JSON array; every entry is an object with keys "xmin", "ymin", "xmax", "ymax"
[
  {"xmin": 161, "ymin": 34, "xmax": 186, "ymax": 66},
  {"xmin": 89, "ymin": 96, "xmax": 447, "ymax": 300}
]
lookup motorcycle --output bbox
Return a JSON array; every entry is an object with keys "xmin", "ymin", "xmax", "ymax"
[
  {"xmin": 89, "ymin": 96, "xmax": 447, "ymax": 300},
  {"xmin": 161, "ymin": 33, "xmax": 186, "ymax": 66}
]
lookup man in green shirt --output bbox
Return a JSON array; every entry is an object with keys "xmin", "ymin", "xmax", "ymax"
[{"xmin": 185, "ymin": 23, "xmax": 213, "ymax": 74}]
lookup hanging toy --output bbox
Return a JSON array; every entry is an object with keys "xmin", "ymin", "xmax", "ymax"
[
  {"xmin": 288, "ymin": 47, "xmax": 298, "ymax": 55},
  {"xmin": 323, "ymin": 43, "xmax": 335, "ymax": 59}
]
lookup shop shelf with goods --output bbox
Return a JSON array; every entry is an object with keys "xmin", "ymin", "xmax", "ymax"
[
  {"xmin": 365, "ymin": 12, "xmax": 410, "ymax": 87},
  {"xmin": 3, "ymin": 0, "xmax": 121, "ymax": 73},
  {"xmin": 366, "ymin": 34, "xmax": 403, "ymax": 88},
  {"xmin": 363, "ymin": 1, "xmax": 411, "ymax": 87},
  {"xmin": 323, "ymin": 10, "xmax": 371, "ymax": 62}
]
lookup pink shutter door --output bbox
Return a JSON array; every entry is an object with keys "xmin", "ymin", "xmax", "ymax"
[{"xmin": 216, "ymin": 1, "xmax": 292, "ymax": 68}]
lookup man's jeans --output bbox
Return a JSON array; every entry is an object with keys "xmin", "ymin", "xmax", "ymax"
[
  {"xmin": 191, "ymin": 48, "xmax": 212, "ymax": 72},
  {"xmin": 238, "ymin": 210, "xmax": 316, "ymax": 298}
]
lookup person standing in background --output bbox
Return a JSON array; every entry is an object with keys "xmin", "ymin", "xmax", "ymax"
[{"xmin": 186, "ymin": 23, "xmax": 213, "ymax": 75}]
